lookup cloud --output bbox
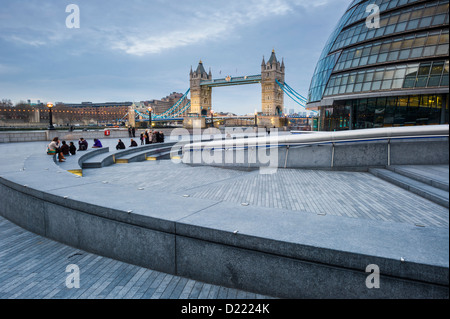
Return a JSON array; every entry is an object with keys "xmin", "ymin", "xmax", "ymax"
[
  {"xmin": 6, "ymin": 35, "xmax": 46, "ymax": 47},
  {"xmin": 108, "ymin": 0, "xmax": 307, "ymax": 56}
]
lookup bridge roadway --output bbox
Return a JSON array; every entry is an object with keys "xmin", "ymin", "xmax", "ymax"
[{"xmin": 0, "ymin": 136, "xmax": 448, "ymax": 298}]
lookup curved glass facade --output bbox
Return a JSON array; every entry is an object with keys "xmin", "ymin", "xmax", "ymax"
[{"xmin": 307, "ymin": 0, "xmax": 449, "ymax": 131}]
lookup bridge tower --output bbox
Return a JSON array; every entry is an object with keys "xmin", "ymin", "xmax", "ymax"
[
  {"xmin": 189, "ymin": 60, "xmax": 212, "ymax": 116},
  {"xmin": 261, "ymin": 50, "xmax": 285, "ymax": 116}
]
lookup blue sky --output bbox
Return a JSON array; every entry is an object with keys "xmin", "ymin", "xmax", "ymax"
[{"xmin": 0, "ymin": 0, "xmax": 349, "ymax": 115}]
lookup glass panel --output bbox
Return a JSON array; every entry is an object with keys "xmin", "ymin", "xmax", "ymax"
[
  {"xmin": 362, "ymin": 82, "xmax": 372, "ymax": 91},
  {"xmin": 431, "ymin": 61, "xmax": 444, "ymax": 75},
  {"xmin": 368, "ymin": 55, "xmax": 378, "ymax": 64},
  {"xmin": 359, "ymin": 56, "xmax": 369, "ymax": 65},
  {"xmin": 391, "ymin": 40, "xmax": 402, "ymax": 51},
  {"xmin": 418, "ymin": 63, "xmax": 431, "ymax": 76},
  {"xmin": 394, "ymin": 68, "xmax": 407, "ymax": 78},
  {"xmin": 406, "ymin": 65, "xmax": 419, "ymax": 76},
  {"xmin": 422, "ymin": 6, "xmax": 436, "ymax": 17},
  {"xmin": 375, "ymin": 27, "xmax": 385, "ymax": 37},
  {"xmin": 356, "ymin": 73, "xmax": 365, "ymax": 82},
  {"xmin": 403, "ymin": 76, "xmax": 416, "ymax": 88},
  {"xmin": 384, "ymin": 24, "xmax": 396, "ymax": 35},
  {"xmin": 422, "ymin": 46, "xmax": 436, "ymax": 56},
  {"xmin": 351, "ymin": 58, "xmax": 360, "ymax": 68},
  {"xmin": 364, "ymin": 72, "xmax": 375, "ymax": 82},
  {"xmin": 435, "ymin": 44, "xmax": 449, "ymax": 55},
  {"xmin": 419, "ymin": 16, "xmax": 433, "ymax": 28},
  {"xmin": 413, "ymin": 36, "xmax": 427, "ymax": 47},
  {"xmin": 398, "ymin": 49, "xmax": 411, "ymax": 59},
  {"xmin": 410, "ymin": 10, "xmax": 423, "ymax": 20},
  {"xmin": 354, "ymin": 83, "xmax": 363, "ymax": 92},
  {"xmin": 436, "ymin": 3, "xmax": 449, "ymax": 14},
  {"xmin": 387, "ymin": 51, "xmax": 399, "ymax": 61},
  {"xmin": 432, "ymin": 13, "xmax": 446, "ymax": 25},
  {"xmin": 410, "ymin": 47, "xmax": 423, "ymax": 58},
  {"xmin": 370, "ymin": 44, "xmax": 381, "ymax": 54},
  {"xmin": 401, "ymin": 37, "xmax": 414, "ymax": 48},
  {"xmin": 441, "ymin": 74, "xmax": 449, "ymax": 86},
  {"xmin": 388, "ymin": 15, "xmax": 400, "ymax": 25},
  {"xmin": 374, "ymin": 70, "xmax": 385, "ymax": 81},
  {"xmin": 348, "ymin": 74, "xmax": 356, "ymax": 84},
  {"xmin": 371, "ymin": 81, "xmax": 382, "ymax": 90},
  {"xmin": 415, "ymin": 76, "xmax": 428, "ymax": 87},
  {"xmin": 392, "ymin": 79, "xmax": 404, "ymax": 88},
  {"xmin": 380, "ymin": 43, "xmax": 391, "ymax": 53},
  {"xmin": 428, "ymin": 75, "xmax": 442, "ymax": 86},
  {"xmin": 426, "ymin": 34, "xmax": 440, "ymax": 45},
  {"xmin": 381, "ymin": 80, "xmax": 393, "ymax": 90},
  {"xmin": 407, "ymin": 19, "xmax": 420, "ymax": 30},
  {"xmin": 377, "ymin": 53, "xmax": 388, "ymax": 63},
  {"xmin": 395, "ymin": 21, "xmax": 407, "ymax": 32},
  {"xmin": 399, "ymin": 12, "xmax": 411, "ymax": 22},
  {"xmin": 398, "ymin": 96, "xmax": 408, "ymax": 107},
  {"xmin": 362, "ymin": 47, "xmax": 371, "ymax": 56},
  {"xmin": 409, "ymin": 96, "xmax": 420, "ymax": 107}
]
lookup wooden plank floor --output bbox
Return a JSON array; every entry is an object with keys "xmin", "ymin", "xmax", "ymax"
[{"xmin": 0, "ymin": 216, "xmax": 273, "ymax": 299}]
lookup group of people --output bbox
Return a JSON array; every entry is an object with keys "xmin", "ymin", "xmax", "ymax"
[
  {"xmin": 128, "ymin": 126, "xmax": 136, "ymax": 138},
  {"xmin": 47, "ymin": 137, "xmax": 78, "ymax": 162},
  {"xmin": 48, "ymin": 130, "xmax": 166, "ymax": 162},
  {"xmin": 47, "ymin": 137, "xmax": 100, "ymax": 162},
  {"xmin": 140, "ymin": 130, "xmax": 165, "ymax": 145}
]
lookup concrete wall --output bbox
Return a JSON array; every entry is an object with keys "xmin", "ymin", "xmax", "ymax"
[{"xmin": 0, "ymin": 130, "xmax": 132, "ymax": 143}]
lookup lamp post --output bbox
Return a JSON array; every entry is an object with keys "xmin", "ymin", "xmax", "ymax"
[
  {"xmin": 47, "ymin": 102, "xmax": 55, "ymax": 130},
  {"xmin": 254, "ymin": 109, "xmax": 258, "ymax": 128},
  {"xmin": 210, "ymin": 109, "xmax": 214, "ymax": 128},
  {"xmin": 148, "ymin": 106, "xmax": 152, "ymax": 129}
]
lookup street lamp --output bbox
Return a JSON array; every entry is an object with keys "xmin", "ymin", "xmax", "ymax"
[
  {"xmin": 210, "ymin": 109, "xmax": 214, "ymax": 128},
  {"xmin": 148, "ymin": 106, "xmax": 152, "ymax": 129},
  {"xmin": 47, "ymin": 102, "xmax": 55, "ymax": 130},
  {"xmin": 254, "ymin": 109, "xmax": 258, "ymax": 127}
]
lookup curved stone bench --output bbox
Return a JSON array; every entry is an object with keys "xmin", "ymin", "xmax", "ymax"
[
  {"xmin": 81, "ymin": 142, "xmax": 177, "ymax": 168},
  {"xmin": 116, "ymin": 145, "xmax": 176, "ymax": 163},
  {"xmin": 0, "ymin": 139, "xmax": 448, "ymax": 299}
]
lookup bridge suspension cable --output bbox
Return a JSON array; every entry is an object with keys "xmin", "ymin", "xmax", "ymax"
[
  {"xmin": 133, "ymin": 88, "xmax": 191, "ymax": 120},
  {"xmin": 153, "ymin": 88, "xmax": 190, "ymax": 119},
  {"xmin": 275, "ymin": 79, "xmax": 308, "ymax": 108}
]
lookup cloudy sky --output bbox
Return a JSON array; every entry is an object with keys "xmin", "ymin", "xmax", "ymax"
[{"xmin": 0, "ymin": 0, "xmax": 349, "ymax": 115}]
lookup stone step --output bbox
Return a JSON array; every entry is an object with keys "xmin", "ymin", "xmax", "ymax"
[
  {"xmin": 369, "ymin": 168, "xmax": 449, "ymax": 208},
  {"xmin": 388, "ymin": 165, "xmax": 449, "ymax": 192}
]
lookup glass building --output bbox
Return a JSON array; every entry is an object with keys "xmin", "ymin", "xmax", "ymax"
[{"xmin": 306, "ymin": 0, "xmax": 449, "ymax": 131}]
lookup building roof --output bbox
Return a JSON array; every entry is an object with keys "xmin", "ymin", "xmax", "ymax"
[
  {"xmin": 196, "ymin": 60, "xmax": 207, "ymax": 75},
  {"xmin": 268, "ymin": 49, "xmax": 278, "ymax": 64}
]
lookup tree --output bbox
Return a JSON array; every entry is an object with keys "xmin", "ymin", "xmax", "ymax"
[{"xmin": 0, "ymin": 99, "xmax": 13, "ymax": 107}]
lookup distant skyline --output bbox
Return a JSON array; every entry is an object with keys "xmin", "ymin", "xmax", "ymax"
[{"xmin": 0, "ymin": 0, "xmax": 349, "ymax": 115}]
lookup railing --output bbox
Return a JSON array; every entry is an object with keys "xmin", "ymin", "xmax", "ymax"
[{"xmin": 185, "ymin": 125, "xmax": 449, "ymax": 150}]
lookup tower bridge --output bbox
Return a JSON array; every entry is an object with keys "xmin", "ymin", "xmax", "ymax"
[
  {"xmin": 189, "ymin": 50, "xmax": 285, "ymax": 120},
  {"xmin": 127, "ymin": 50, "xmax": 309, "ymax": 128}
]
